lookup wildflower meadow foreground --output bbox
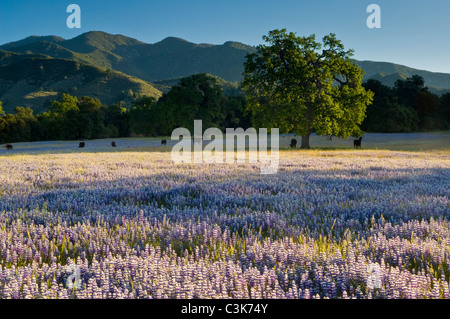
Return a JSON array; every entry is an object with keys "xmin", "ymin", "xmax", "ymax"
[{"xmin": 0, "ymin": 146, "xmax": 449, "ymax": 299}]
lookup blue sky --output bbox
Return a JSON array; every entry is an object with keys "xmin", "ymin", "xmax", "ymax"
[{"xmin": 1, "ymin": 0, "xmax": 450, "ymax": 73}]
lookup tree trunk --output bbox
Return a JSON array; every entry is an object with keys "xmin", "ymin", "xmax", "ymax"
[{"xmin": 301, "ymin": 133, "xmax": 311, "ymax": 149}]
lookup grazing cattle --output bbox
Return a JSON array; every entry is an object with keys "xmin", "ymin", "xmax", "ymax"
[
  {"xmin": 161, "ymin": 139, "xmax": 167, "ymax": 146},
  {"xmin": 354, "ymin": 137, "xmax": 362, "ymax": 149},
  {"xmin": 289, "ymin": 139, "xmax": 297, "ymax": 148},
  {"xmin": 112, "ymin": 141, "xmax": 117, "ymax": 147},
  {"xmin": 79, "ymin": 142, "xmax": 85, "ymax": 148},
  {"xmin": 5, "ymin": 144, "xmax": 13, "ymax": 150}
]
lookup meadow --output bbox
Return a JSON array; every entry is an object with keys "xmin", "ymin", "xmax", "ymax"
[{"xmin": 0, "ymin": 132, "xmax": 449, "ymax": 299}]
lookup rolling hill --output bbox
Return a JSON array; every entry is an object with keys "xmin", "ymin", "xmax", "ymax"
[
  {"xmin": 0, "ymin": 31, "xmax": 256, "ymax": 83},
  {"xmin": 353, "ymin": 60, "xmax": 450, "ymax": 94},
  {"xmin": 0, "ymin": 51, "xmax": 162, "ymax": 114}
]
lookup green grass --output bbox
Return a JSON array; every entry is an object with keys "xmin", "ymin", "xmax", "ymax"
[
  {"xmin": 280, "ymin": 132, "xmax": 450, "ymax": 153},
  {"xmin": 2, "ymin": 132, "xmax": 449, "ymax": 156}
]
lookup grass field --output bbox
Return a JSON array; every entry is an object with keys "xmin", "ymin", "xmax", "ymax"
[
  {"xmin": 0, "ymin": 132, "xmax": 449, "ymax": 299},
  {"xmin": 1, "ymin": 131, "xmax": 449, "ymax": 155}
]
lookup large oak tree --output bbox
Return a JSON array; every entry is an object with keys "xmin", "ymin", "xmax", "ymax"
[{"xmin": 242, "ymin": 29, "xmax": 373, "ymax": 148}]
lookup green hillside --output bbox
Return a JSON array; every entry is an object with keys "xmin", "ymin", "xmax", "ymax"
[
  {"xmin": 0, "ymin": 31, "xmax": 257, "ymax": 83},
  {"xmin": 7, "ymin": 41, "xmax": 95, "ymax": 66},
  {"xmin": 0, "ymin": 54, "xmax": 162, "ymax": 114},
  {"xmin": 0, "ymin": 35, "xmax": 65, "ymax": 50},
  {"xmin": 62, "ymin": 31, "xmax": 146, "ymax": 53},
  {"xmin": 0, "ymin": 50, "xmax": 49, "ymax": 66},
  {"xmin": 3, "ymin": 31, "xmax": 450, "ymax": 93},
  {"xmin": 354, "ymin": 60, "xmax": 450, "ymax": 93}
]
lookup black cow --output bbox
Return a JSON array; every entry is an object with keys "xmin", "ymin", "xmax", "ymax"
[
  {"xmin": 289, "ymin": 139, "xmax": 297, "ymax": 148},
  {"xmin": 161, "ymin": 139, "xmax": 167, "ymax": 146},
  {"xmin": 5, "ymin": 144, "xmax": 13, "ymax": 150},
  {"xmin": 79, "ymin": 142, "xmax": 85, "ymax": 148},
  {"xmin": 112, "ymin": 141, "xmax": 117, "ymax": 147},
  {"xmin": 354, "ymin": 137, "xmax": 362, "ymax": 149}
]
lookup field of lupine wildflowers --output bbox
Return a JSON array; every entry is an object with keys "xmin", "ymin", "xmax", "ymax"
[{"xmin": 0, "ymin": 140, "xmax": 449, "ymax": 299}]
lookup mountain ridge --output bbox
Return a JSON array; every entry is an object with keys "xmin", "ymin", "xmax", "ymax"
[
  {"xmin": 2, "ymin": 31, "xmax": 450, "ymax": 113},
  {"xmin": 2, "ymin": 31, "xmax": 448, "ymax": 77},
  {"xmin": 0, "ymin": 31, "xmax": 256, "ymax": 82},
  {"xmin": 2, "ymin": 31, "xmax": 449, "ymax": 93}
]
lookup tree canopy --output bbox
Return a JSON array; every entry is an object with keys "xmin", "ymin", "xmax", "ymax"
[
  {"xmin": 157, "ymin": 73, "xmax": 225, "ymax": 133},
  {"xmin": 361, "ymin": 76, "xmax": 449, "ymax": 132},
  {"xmin": 242, "ymin": 29, "xmax": 374, "ymax": 148}
]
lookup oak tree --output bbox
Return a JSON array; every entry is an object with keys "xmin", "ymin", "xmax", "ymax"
[{"xmin": 242, "ymin": 29, "xmax": 373, "ymax": 148}]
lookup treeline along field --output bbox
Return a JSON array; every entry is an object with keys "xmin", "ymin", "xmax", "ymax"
[
  {"xmin": 1, "ymin": 73, "xmax": 450, "ymax": 145},
  {"xmin": 0, "ymin": 74, "xmax": 251, "ymax": 144}
]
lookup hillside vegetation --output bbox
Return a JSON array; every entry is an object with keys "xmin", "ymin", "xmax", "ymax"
[
  {"xmin": 0, "ymin": 53, "xmax": 162, "ymax": 114},
  {"xmin": 3, "ymin": 31, "xmax": 450, "ymax": 94},
  {"xmin": 0, "ymin": 32, "xmax": 255, "ymax": 83}
]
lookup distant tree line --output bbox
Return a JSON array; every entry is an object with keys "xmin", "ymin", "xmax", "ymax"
[
  {"xmin": 362, "ymin": 75, "xmax": 450, "ymax": 132},
  {"xmin": 1, "ymin": 73, "xmax": 449, "ymax": 145},
  {"xmin": 0, "ymin": 74, "xmax": 251, "ymax": 144}
]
